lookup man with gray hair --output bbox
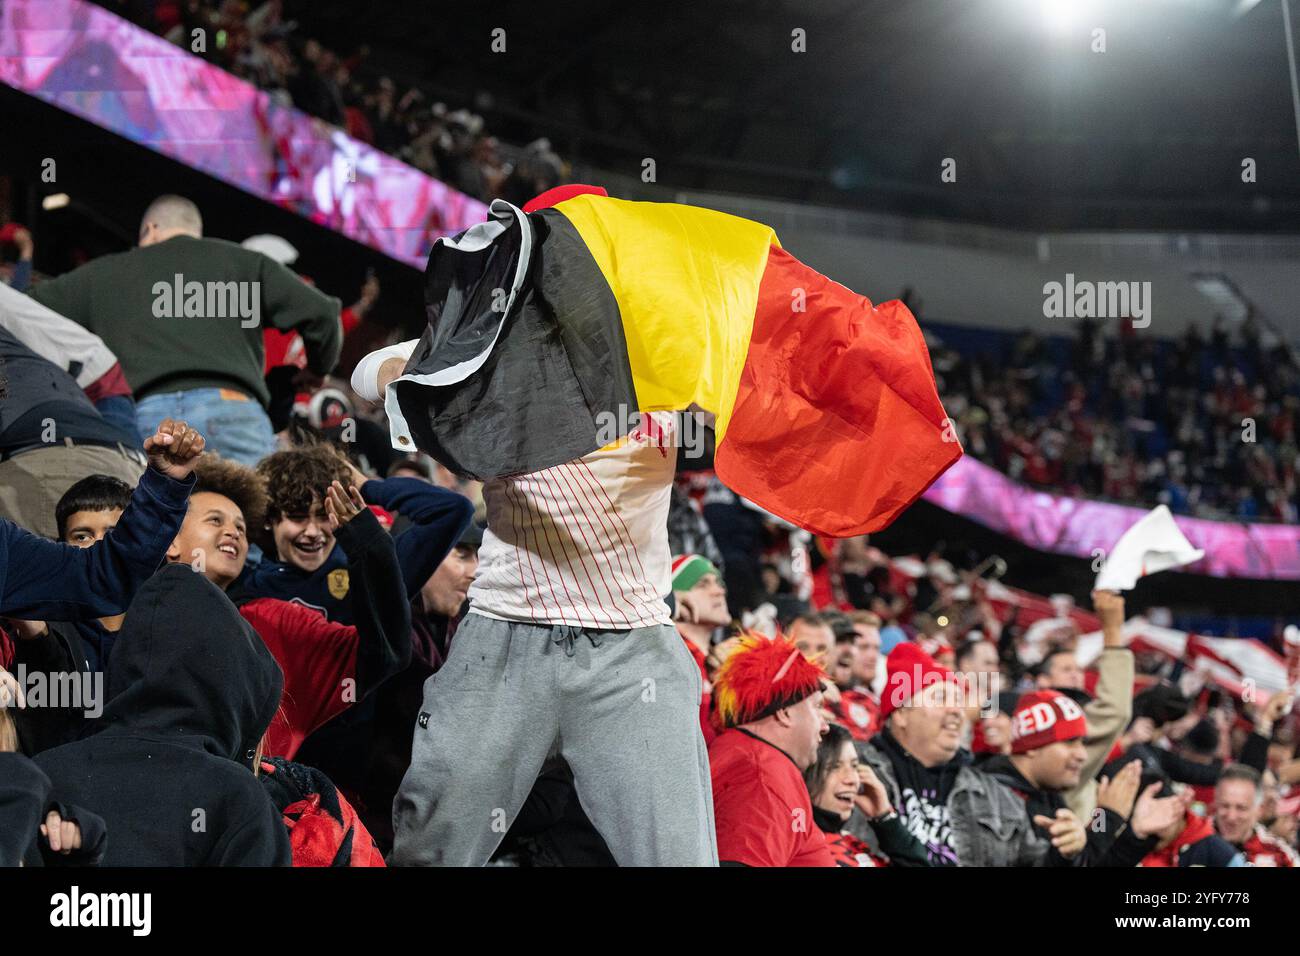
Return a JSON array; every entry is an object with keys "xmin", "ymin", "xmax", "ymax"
[
  {"xmin": 30, "ymin": 194, "xmax": 342, "ymax": 464},
  {"xmin": 1213, "ymin": 764, "xmax": 1298, "ymax": 866}
]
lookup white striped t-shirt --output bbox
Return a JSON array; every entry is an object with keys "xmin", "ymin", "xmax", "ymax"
[{"xmin": 468, "ymin": 413, "xmax": 676, "ymax": 629}]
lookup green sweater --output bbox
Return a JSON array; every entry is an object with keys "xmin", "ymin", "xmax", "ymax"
[{"xmin": 30, "ymin": 235, "xmax": 342, "ymax": 408}]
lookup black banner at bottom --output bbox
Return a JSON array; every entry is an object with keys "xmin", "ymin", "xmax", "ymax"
[{"xmin": 0, "ymin": 866, "xmax": 1283, "ymax": 943}]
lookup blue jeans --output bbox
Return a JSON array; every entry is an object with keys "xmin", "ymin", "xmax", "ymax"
[
  {"xmin": 94, "ymin": 395, "xmax": 143, "ymax": 446},
  {"xmin": 135, "ymin": 387, "xmax": 277, "ymax": 467}
]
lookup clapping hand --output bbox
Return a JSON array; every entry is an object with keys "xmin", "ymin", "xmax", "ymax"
[
  {"xmin": 323, "ymin": 480, "xmax": 368, "ymax": 530},
  {"xmin": 1095, "ymin": 759, "xmax": 1142, "ymax": 820}
]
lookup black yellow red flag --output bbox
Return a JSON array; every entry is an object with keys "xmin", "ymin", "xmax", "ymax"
[{"xmin": 389, "ymin": 194, "xmax": 960, "ymax": 536}]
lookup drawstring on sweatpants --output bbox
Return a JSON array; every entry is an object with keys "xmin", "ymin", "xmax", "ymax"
[{"xmin": 551, "ymin": 625, "xmax": 603, "ymax": 657}]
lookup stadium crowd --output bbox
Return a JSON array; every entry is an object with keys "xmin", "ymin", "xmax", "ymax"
[
  {"xmin": 934, "ymin": 313, "xmax": 1300, "ymax": 523},
  {"xmin": 93, "ymin": 0, "xmax": 567, "ymax": 206},
  {"xmin": 2, "ymin": 190, "xmax": 1298, "ymax": 868}
]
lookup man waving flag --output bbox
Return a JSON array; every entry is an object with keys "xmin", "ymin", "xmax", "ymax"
[{"xmin": 356, "ymin": 186, "xmax": 959, "ymax": 868}]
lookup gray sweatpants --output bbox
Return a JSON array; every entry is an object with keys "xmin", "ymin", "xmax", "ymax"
[{"xmin": 391, "ymin": 614, "xmax": 717, "ymax": 866}]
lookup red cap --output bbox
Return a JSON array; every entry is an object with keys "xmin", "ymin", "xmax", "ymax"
[
  {"xmin": 1010, "ymin": 689, "xmax": 1087, "ymax": 754},
  {"xmin": 879, "ymin": 641, "xmax": 959, "ymax": 722},
  {"xmin": 522, "ymin": 183, "xmax": 608, "ymax": 213}
]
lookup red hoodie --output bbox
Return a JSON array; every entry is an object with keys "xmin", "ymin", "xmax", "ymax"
[
  {"xmin": 240, "ymin": 597, "xmax": 370, "ymax": 759},
  {"xmin": 1141, "ymin": 811, "xmax": 1234, "ymax": 867}
]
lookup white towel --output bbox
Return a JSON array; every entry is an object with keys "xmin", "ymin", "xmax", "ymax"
[{"xmin": 1095, "ymin": 504, "xmax": 1204, "ymax": 591}]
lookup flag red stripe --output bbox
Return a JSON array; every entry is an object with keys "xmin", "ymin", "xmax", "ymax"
[{"xmin": 715, "ymin": 245, "xmax": 962, "ymax": 536}]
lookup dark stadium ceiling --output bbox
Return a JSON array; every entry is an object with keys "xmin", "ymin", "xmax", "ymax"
[{"xmin": 291, "ymin": 0, "xmax": 1300, "ymax": 231}]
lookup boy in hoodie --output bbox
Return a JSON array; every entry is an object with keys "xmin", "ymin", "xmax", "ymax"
[
  {"xmin": 11, "ymin": 478, "xmax": 389, "ymax": 866},
  {"xmin": 233, "ymin": 443, "xmax": 473, "ymax": 623},
  {"xmin": 232, "ymin": 442, "xmax": 471, "ymax": 796},
  {"xmin": 7, "ymin": 477, "xmax": 137, "ymax": 755},
  {"xmin": 34, "ymin": 564, "xmax": 291, "ymax": 866},
  {"xmin": 53, "ymin": 474, "xmax": 135, "ymax": 663},
  {"xmin": 13, "ymin": 457, "xmax": 411, "ymax": 760}
]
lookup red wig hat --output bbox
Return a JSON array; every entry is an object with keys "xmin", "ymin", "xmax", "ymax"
[
  {"xmin": 1010, "ymin": 689, "xmax": 1087, "ymax": 754},
  {"xmin": 712, "ymin": 631, "xmax": 825, "ymax": 730},
  {"xmin": 522, "ymin": 183, "xmax": 608, "ymax": 213},
  {"xmin": 879, "ymin": 641, "xmax": 959, "ymax": 723}
]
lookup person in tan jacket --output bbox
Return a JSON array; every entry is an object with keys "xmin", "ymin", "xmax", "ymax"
[{"xmin": 1065, "ymin": 590, "xmax": 1133, "ymax": 820}]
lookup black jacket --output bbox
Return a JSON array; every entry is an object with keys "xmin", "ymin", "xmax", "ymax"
[
  {"xmin": 0, "ymin": 752, "xmax": 107, "ymax": 867},
  {"xmin": 982, "ymin": 754, "xmax": 1153, "ymax": 867},
  {"xmin": 0, "ymin": 753, "xmax": 47, "ymax": 866},
  {"xmin": 1123, "ymin": 733, "xmax": 1269, "ymax": 787},
  {"xmin": 11, "ymin": 621, "xmax": 96, "ymax": 757},
  {"xmin": 0, "ymin": 465, "xmax": 194, "ymax": 622},
  {"xmin": 0, "ymin": 327, "xmax": 135, "ymax": 452},
  {"xmin": 34, "ymin": 564, "xmax": 291, "ymax": 866}
]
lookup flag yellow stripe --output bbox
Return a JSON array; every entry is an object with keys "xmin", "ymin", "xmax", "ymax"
[{"xmin": 553, "ymin": 194, "xmax": 778, "ymax": 440}]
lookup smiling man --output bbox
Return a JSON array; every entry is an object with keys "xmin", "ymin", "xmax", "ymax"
[
  {"xmin": 1213, "ymin": 764, "xmax": 1299, "ymax": 866},
  {"xmin": 982, "ymin": 690, "xmax": 1170, "ymax": 867},
  {"xmin": 858, "ymin": 642, "xmax": 1058, "ymax": 866}
]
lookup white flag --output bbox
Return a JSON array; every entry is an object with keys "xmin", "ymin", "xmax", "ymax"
[{"xmin": 1096, "ymin": 505, "xmax": 1205, "ymax": 591}]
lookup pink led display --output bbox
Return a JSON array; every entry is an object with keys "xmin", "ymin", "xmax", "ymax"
[{"xmin": 0, "ymin": 0, "xmax": 488, "ymax": 266}]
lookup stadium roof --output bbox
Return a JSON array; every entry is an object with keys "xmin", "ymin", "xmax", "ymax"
[{"xmin": 297, "ymin": 0, "xmax": 1300, "ymax": 231}]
